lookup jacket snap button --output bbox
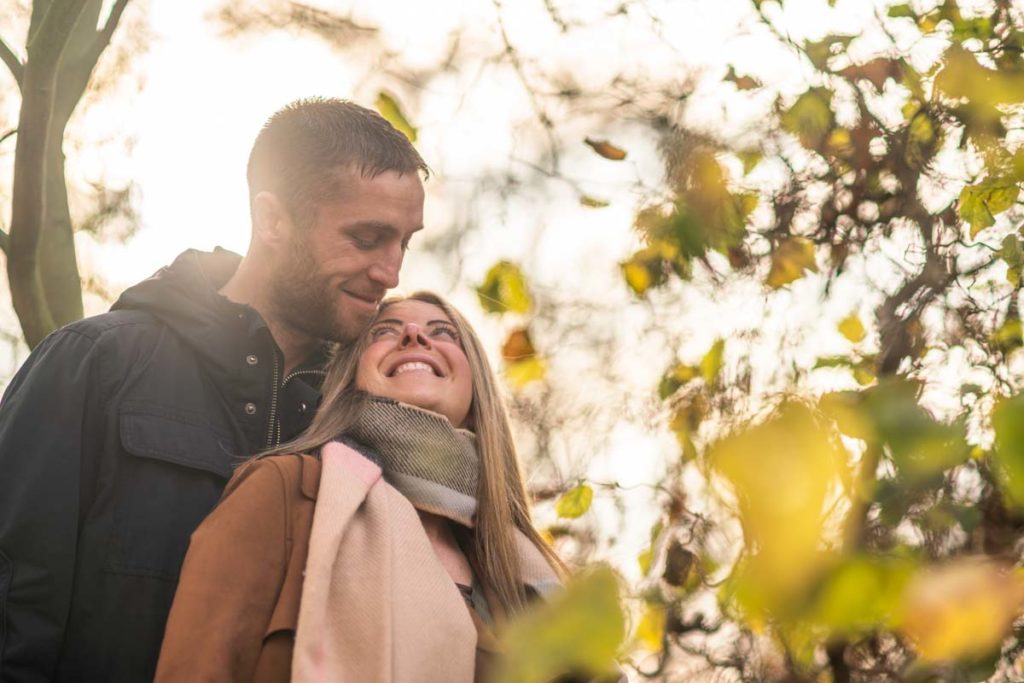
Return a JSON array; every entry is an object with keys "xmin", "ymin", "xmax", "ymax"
[
  {"xmin": 244, "ymin": 402, "xmax": 257, "ymax": 415},
  {"xmin": 246, "ymin": 354, "xmax": 258, "ymax": 366},
  {"xmin": 298, "ymin": 402, "xmax": 308, "ymax": 414}
]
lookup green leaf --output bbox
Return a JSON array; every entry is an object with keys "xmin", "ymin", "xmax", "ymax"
[
  {"xmin": 700, "ymin": 339, "xmax": 726, "ymax": 384},
  {"xmin": 992, "ymin": 394, "xmax": 1024, "ymax": 509},
  {"xmin": 496, "ymin": 566, "xmax": 626, "ymax": 683},
  {"xmin": 864, "ymin": 379, "xmax": 970, "ymax": 482},
  {"xmin": 887, "ymin": 3, "xmax": 915, "ymax": 19},
  {"xmin": 803, "ymin": 36, "xmax": 854, "ymax": 70},
  {"xmin": 737, "ymin": 149, "xmax": 763, "ymax": 175},
  {"xmin": 579, "ymin": 195, "xmax": 610, "ymax": 208},
  {"xmin": 999, "ymin": 235, "xmax": 1024, "ymax": 286},
  {"xmin": 807, "ymin": 554, "xmax": 916, "ymax": 636},
  {"xmin": 476, "ymin": 260, "xmax": 533, "ymax": 314},
  {"xmin": 556, "ymin": 484, "xmax": 594, "ymax": 518},
  {"xmin": 374, "ymin": 91, "xmax": 417, "ymax": 142},
  {"xmin": 959, "ymin": 182, "xmax": 1020, "ymax": 238},
  {"xmin": 781, "ymin": 87, "xmax": 834, "ymax": 150}
]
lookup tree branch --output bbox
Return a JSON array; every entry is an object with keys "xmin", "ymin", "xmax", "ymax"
[
  {"xmin": 0, "ymin": 34, "xmax": 24, "ymax": 86},
  {"xmin": 89, "ymin": 0, "xmax": 130, "ymax": 64}
]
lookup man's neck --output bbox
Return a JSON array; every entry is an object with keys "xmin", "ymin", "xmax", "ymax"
[{"xmin": 219, "ymin": 259, "xmax": 317, "ymax": 375}]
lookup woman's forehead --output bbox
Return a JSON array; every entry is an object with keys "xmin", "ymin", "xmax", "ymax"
[{"xmin": 374, "ymin": 299, "xmax": 450, "ymax": 325}]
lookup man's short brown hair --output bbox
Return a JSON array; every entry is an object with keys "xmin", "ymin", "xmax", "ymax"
[{"xmin": 247, "ymin": 97, "xmax": 429, "ymax": 227}]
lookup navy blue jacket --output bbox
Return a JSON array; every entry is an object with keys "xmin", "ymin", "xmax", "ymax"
[{"xmin": 0, "ymin": 249, "xmax": 326, "ymax": 682}]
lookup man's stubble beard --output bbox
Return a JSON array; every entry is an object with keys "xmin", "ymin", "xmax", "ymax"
[{"xmin": 268, "ymin": 234, "xmax": 366, "ymax": 344}]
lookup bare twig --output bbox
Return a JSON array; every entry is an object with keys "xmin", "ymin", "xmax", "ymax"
[{"xmin": 0, "ymin": 34, "xmax": 24, "ymax": 86}]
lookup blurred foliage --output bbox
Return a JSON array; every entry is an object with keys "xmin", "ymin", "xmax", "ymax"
[
  {"xmin": 466, "ymin": 0, "xmax": 1024, "ymax": 678},
  {"xmin": 158, "ymin": 0, "xmax": 1024, "ymax": 678}
]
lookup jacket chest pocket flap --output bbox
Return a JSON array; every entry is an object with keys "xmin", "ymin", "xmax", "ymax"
[{"xmin": 111, "ymin": 406, "xmax": 239, "ymax": 580}]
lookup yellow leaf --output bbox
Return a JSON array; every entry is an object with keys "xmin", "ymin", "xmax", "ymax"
[
  {"xmin": 711, "ymin": 403, "xmax": 848, "ymax": 618},
  {"xmin": 622, "ymin": 259, "xmax": 653, "ymax": 295},
  {"xmin": 637, "ymin": 548, "xmax": 654, "ymax": 575},
  {"xmin": 579, "ymin": 195, "xmax": 610, "ymax": 208},
  {"xmin": 584, "ymin": 137, "xmax": 627, "ymax": 161},
  {"xmin": 635, "ymin": 603, "xmax": 666, "ymax": 652},
  {"xmin": 767, "ymin": 237, "xmax": 818, "ymax": 289},
  {"xmin": 700, "ymin": 339, "xmax": 725, "ymax": 384},
  {"xmin": 900, "ymin": 559, "xmax": 1024, "ymax": 663},
  {"xmin": 505, "ymin": 356, "xmax": 546, "ymax": 389},
  {"xmin": 556, "ymin": 484, "xmax": 593, "ymax": 519},
  {"xmin": 496, "ymin": 566, "xmax": 626, "ymax": 683},
  {"xmin": 476, "ymin": 261, "xmax": 533, "ymax": 314},
  {"xmin": 838, "ymin": 313, "xmax": 866, "ymax": 343},
  {"xmin": 374, "ymin": 91, "xmax": 417, "ymax": 142}
]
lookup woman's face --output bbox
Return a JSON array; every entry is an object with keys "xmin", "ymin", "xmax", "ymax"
[{"xmin": 356, "ymin": 300, "xmax": 474, "ymax": 428}]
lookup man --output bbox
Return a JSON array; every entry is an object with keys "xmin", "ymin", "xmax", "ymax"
[{"xmin": 0, "ymin": 98, "xmax": 427, "ymax": 682}]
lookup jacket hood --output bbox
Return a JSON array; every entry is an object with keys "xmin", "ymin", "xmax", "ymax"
[{"xmin": 111, "ymin": 248, "xmax": 262, "ymax": 372}]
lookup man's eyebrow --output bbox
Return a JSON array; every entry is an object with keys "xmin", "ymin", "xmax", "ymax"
[{"xmin": 343, "ymin": 221, "xmax": 398, "ymax": 233}]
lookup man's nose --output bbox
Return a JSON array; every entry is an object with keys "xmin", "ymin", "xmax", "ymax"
[
  {"xmin": 399, "ymin": 323, "xmax": 430, "ymax": 348},
  {"xmin": 367, "ymin": 245, "xmax": 403, "ymax": 290}
]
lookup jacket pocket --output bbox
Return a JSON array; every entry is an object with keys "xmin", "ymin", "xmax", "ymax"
[{"xmin": 109, "ymin": 405, "xmax": 239, "ymax": 580}]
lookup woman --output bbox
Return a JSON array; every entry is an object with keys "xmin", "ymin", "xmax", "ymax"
[{"xmin": 155, "ymin": 292, "xmax": 564, "ymax": 682}]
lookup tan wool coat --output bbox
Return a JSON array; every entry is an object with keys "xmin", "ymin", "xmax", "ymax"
[{"xmin": 154, "ymin": 452, "xmax": 501, "ymax": 683}]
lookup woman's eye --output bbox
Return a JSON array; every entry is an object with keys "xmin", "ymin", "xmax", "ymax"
[
  {"xmin": 431, "ymin": 326, "xmax": 459, "ymax": 340},
  {"xmin": 370, "ymin": 326, "xmax": 398, "ymax": 339}
]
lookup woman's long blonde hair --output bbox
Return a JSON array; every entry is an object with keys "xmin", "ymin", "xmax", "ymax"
[{"xmin": 269, "ymin": 291, "xmax": 563, "ymax": 614}]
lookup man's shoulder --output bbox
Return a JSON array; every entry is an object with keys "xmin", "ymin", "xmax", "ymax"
[{"xmin": 57, "ymin": 309, "xmax": 162, "ymax": 342}]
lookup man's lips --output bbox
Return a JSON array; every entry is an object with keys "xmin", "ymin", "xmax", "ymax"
[{"xmin": 341, "ymin": 289, "xmax": 382, "ymax": 309}]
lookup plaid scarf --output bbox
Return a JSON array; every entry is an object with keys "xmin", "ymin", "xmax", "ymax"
[{"xmin": 347, "ymin": 396, "xmax": 480, "ymax": 527}]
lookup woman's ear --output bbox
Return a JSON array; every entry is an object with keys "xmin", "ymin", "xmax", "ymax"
[{"xmin": 252, "ymin": 191, "xmax": 291, "ymax": 251}]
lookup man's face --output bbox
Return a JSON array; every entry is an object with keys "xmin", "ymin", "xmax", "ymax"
[{"xmin": 268, "ymin": 169, "xmax": 425, "ymax": 343}]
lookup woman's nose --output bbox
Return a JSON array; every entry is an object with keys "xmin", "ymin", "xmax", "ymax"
[{"xmin": 399, "ymin": 323, "xmax": 430, "ymax": 348}]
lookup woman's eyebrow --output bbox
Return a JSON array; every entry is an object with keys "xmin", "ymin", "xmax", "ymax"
[
  {"xmin": 427, "ymin": 319, "xmax": 454, "ymax": 326},
  {"xmin": 370, "ymin": 318, "xmax": 403, "ymax": 326}
]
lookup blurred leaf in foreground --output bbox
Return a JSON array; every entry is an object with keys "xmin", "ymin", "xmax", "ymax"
[
  {"xmin": 899, "ymin": 558, "xmax": 1024, "ymax": 663},
  {"xmin": 496, "ymin": 565, "xmax": 626, "ymax": 683},
  {"xmin": 711, "ymin": 402, "xmax": 847, "ymax": 618},
  {"xmin": 476, "ymin": 261, "xmax": 533, "ymax": 314},
  {"xmin": 374, "ymin": 91, "xmax": 418, "ymax": 142},
  {"xmin": 991, "ymin": 393, "xmax": 1024, "ymax": 509},
  {"xmin": 805, "ymin": 554, "xmax": 916, "ymax": 637}
]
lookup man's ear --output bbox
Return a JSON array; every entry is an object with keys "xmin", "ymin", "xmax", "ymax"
[{"xmin": 252, "ymin": 192, "xmax": 291, "ymax": 251}]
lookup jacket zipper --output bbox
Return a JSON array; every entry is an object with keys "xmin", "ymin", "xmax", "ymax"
[
  {"xmin": 265, "ymin": 352, "xmax": 281, "ymax": 448},
  {"xmin": 265, "ymin": 365, "xmax": 326, "ymax": 449}
]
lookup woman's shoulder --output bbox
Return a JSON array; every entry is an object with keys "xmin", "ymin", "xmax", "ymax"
[{"xmin": 225, "ymin": 453, "xmax": 321, "ymax": 500}]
